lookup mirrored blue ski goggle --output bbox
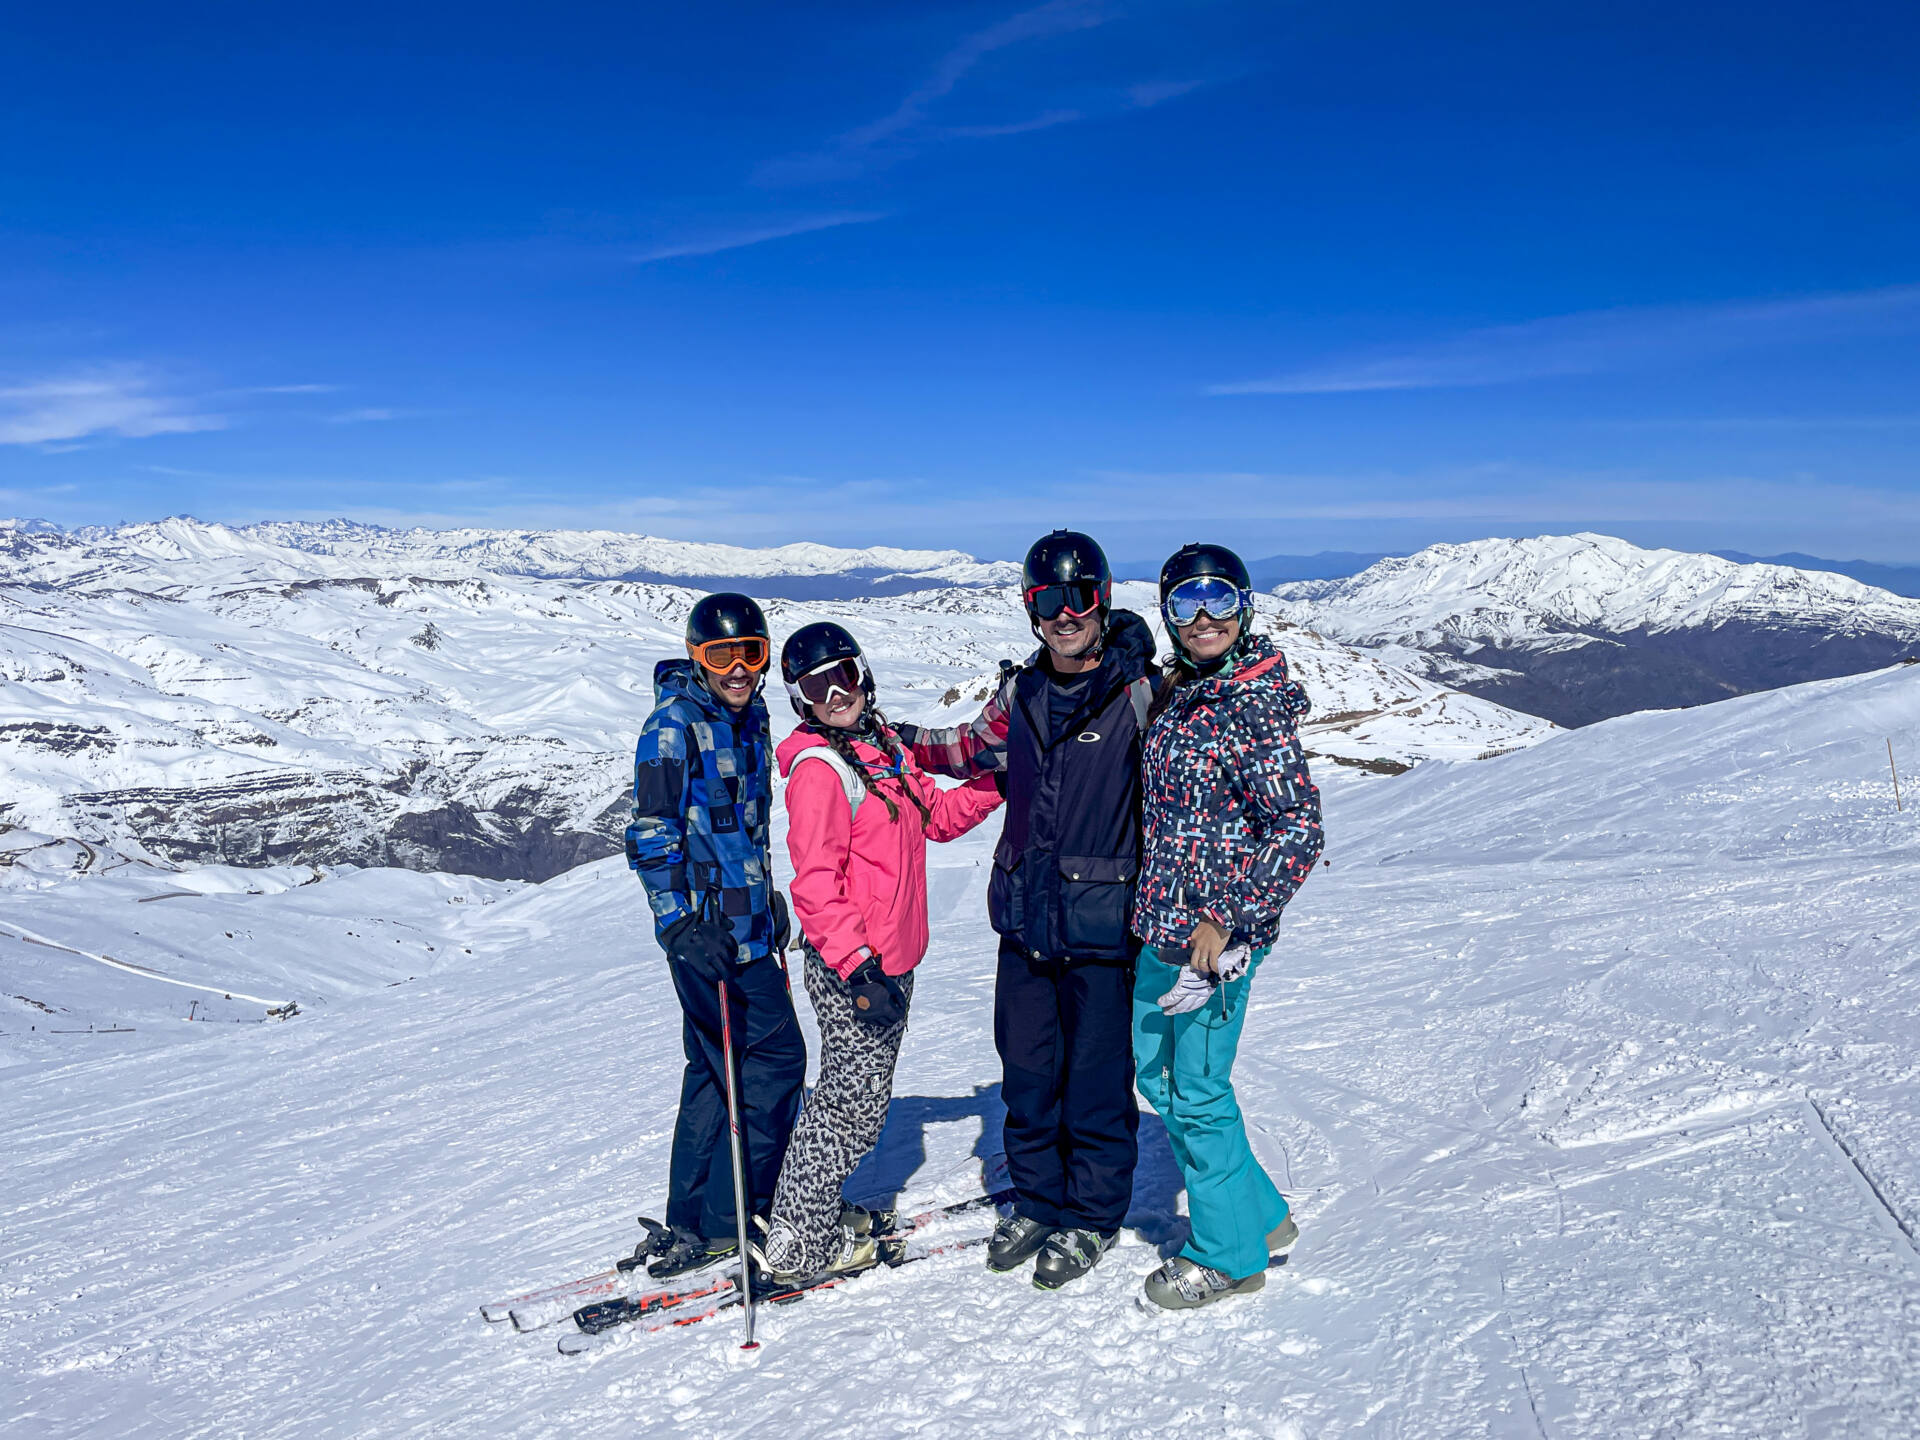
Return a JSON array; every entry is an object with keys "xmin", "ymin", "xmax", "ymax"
[{"xmin": 1162, "ymin": 574, "xmax": 1250, "ymax": 628}]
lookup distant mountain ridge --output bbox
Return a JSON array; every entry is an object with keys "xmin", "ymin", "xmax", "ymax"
[
  {"xmin": 0, "ymin": 516, "xmax": 1019, "ymax": 596},
  {"xmin": 1118, "ymin": 550, "xmax": 1394, "ymax": 587},
  {"xmin": 1712, "ymin": 550, "xmax": 1920, "ymax": 599},
  {"xmin": 1275, "ymin": 533, "xmax": 1920, "ymax": 726}
]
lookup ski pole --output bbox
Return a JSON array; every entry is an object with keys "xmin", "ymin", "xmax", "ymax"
[{"xmin": 716, "ymin": 978, "xmax": 759, "ymax": 1351}]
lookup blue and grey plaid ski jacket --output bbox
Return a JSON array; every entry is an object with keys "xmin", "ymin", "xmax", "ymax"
[{"xmin": 625, "ymin": 659, "xmax": 776, "ymax": 963}]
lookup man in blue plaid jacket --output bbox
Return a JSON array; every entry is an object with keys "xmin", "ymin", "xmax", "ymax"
[{"xmin": 625, "ymin": 593, "xmax": 804, "ymax": 1279}]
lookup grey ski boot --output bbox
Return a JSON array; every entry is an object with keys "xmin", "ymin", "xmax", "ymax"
[
  {"xmin": 1142, "ymin": 1256, "xmax": 1264, "ymax": 1310},
  {"xmin": 985, "ymin": 1214, "xmax": 1055, "ymax": 1273}
]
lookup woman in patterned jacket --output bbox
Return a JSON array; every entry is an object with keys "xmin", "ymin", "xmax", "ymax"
[
  {"xmin": 756, "ymin": 621, "xmax": 1003, "ymax": 1283},
  {"xmin": 1131, "ymin": 543, "xmax": 1325, "ymax": 1310}
]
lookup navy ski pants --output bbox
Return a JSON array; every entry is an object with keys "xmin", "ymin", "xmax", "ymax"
[
  {"xmin": 666, "ymin": 953, "xmax": 806, "ymax": 1240},
  {"xmin": 993, "ymin": 940, "xmax": 1140, "ymax": 1233}
]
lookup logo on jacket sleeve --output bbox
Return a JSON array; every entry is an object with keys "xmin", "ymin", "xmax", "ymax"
[{"xmin": 1075, "ymin": 730, "xmax": 1101, "ymax": 743}]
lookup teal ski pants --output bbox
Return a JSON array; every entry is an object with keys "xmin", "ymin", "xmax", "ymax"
[{"xmin": 1132, "ymin": 944, "xmax": 1289, "ymax": 1280}]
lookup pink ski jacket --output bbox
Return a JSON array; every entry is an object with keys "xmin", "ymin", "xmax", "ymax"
[{"xmin": 777, "ymin": 724, "xmax": 1003, "ymax": 979}]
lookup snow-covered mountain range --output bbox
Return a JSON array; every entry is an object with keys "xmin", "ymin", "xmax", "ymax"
[
  {"xmin": 0, "ymin": 518, "xmax": 1553, "ymax": 879},
  {"xmin": 1275, "ymin": 532, "xmax": 1920, "ymax": 726},
  {"xmin": 0, "ymin": 516, "xmax": 1017, "ymax": 596}
]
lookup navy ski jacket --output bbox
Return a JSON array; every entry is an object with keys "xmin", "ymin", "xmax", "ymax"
[{"xmin": 898, "ymin": 610, "xmax": 1161, "ymax": 963}]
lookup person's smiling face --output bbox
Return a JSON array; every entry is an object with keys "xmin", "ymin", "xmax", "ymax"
[
  {"xmin": 704, "ymin": 660, "xmax": 759, "ymax": 710},
  {"xmin": 810, "ymin": 685, "xmax": 866, "ymax": 729},
  {"xmin": 1039, "ymin": 607, "xmax": 1099, "ymax": 660},
  {"xmin": 1178, "ymin": 611, "xmax": 1240, "ymax": 664}
]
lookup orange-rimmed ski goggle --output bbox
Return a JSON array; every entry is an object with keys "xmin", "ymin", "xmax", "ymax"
[{"xmin": 688, "ymin": 636, "xmax": 770, "ymax": 675}]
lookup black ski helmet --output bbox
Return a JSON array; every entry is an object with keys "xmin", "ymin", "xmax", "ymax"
[
  {"xmin": 779, "ymin": 620, "xmax": 873, "ymax": 719},
  {"xmin": 1020, "ymin": 529, "xmax": 1111, "ymax": 627},
  {"xmin": 685, "ymin": 592, "xmax": 769, "ymax": 646},
  {"xmin": 1158, "ymin": 542, "xmax": 1252, "ymax": 602}
]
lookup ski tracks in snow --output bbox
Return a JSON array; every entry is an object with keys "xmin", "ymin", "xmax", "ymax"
[{"xmin": 6, "ymin": 716, "xmax": 1920, "ymax": 1434}]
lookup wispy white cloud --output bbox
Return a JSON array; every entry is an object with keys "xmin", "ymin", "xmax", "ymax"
[
  {"xmin": 632, "ymin": 212, "xmax": 888, "ymax": 264},
  {"xmin": 755, "ymin": 0, "xmax": 1114, "ymax": 185},
  {"xmin": 1211, "ymin": 283, "xmax": 1920, "ymax": 396},
  {"xmin": 0, "ymin": 366, "xmax": 227, "ymax": 446},
  {"xmin": 943, "ymin": 109, "xmax": 1083, "ymax": 139},
  {"xmin": 136, "ymin": 464, "xmax": 231, "ymax": 479},
  {"xmin": 1595, "ymin": 413, "xmax": 1920, "ymax": 432},
  {"xmin": 1126, "ymin": 78, "xmax": 1206, "ymax": 108},
  {"xmin": 326, "ymin": 407, "xmax": 440, "ymax": 425}
]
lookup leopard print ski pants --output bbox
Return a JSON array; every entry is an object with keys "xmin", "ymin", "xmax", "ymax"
[{"xmin": 763, "ymin": 949, "xmax": 914, "ymax": 1275}]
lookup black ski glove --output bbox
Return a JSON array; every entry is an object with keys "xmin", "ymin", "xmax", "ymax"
[
  {"xmin": 770, "ymin": 890, "xmax": 792, "ymax": 954},
  {"xmin": 845, "ymin": 954, "xmax": 906, "ymax": 1029},
  {"xmin": 663, "ymin": 914, "xmax": 736, "ymax": 987}
]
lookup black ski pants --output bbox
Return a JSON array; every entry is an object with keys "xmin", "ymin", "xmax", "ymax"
[
  {"xmin": 993, "ymin": 939, "xmax": 1139, "ymax": 1234},
  {"xmin": 666, "ymin": 952, "xmax": 806, "ymax": 1241}
]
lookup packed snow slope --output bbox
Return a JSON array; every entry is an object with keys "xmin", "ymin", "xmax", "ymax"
[
  {"xmin": 1276, "ymin": 532, "xmax": 1920, "ymax": 727},
  {"xmin": 0, "ymin": 537, "xmax": 1551, "ymax": 879},
  {"xmin": 5, "ymin": 664, "xmax": 1916, "ymax": 1437}
]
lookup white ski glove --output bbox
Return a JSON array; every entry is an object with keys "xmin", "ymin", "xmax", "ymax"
[
  {"xmin": 1156, "ymin": 944, "xmax": 1252, "ymax": 1015},
  {"xmin": 1214, "ymin": 942, "xmax": 1252, "ymax": 983},
  {"xmin": 1157, "ymin": 965, "xmax": 1214, "ymax": 1015}
]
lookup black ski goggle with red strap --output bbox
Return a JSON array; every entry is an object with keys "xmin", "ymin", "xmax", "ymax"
[{"xmin": 1025, "ymin": 578, "xmax": 1107, "ymax": 621}]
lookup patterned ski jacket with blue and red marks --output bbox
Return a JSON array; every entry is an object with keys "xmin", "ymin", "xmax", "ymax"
[
  {"xmin": 1132, "ymin": 633, "xmax": 1324, "ymax": 951},
  {"xmin": 625, "ymin": 659, "xmax": 776, "ymax": 962}
]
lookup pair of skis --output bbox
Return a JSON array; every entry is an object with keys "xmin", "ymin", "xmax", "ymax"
[
  {"xmin": 477, "ymin": 1243, "xmax": 730, "ymax": 1335},
  {"xmin": 479, "ymin": 1188, "xmax": 1013, "ymax": 1356}
]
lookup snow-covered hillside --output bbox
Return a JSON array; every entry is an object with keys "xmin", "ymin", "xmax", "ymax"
[
  {"xmin": 4, "ymin": 663, "xmax": 1915, "ymax": 1436},
  {"xmin": 0, "ymin": 529, "xmax": 1552, "ymax": 878},
  {"xmin": 1276, "ymin": 532, "xmax": 1920, "ymax": 726}
]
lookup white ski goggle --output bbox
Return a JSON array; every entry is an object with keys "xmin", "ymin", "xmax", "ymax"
[{"xmin": 785, "ymin": 654, "xmax": 868, "ymax": 711}]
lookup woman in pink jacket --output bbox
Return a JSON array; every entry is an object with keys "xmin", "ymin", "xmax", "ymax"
[{"xmin": 757, "ymin": 621, "xmax": 1003, "ymax": 1283}]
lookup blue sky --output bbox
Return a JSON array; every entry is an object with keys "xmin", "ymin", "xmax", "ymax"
[{"xmin": 3, "ymin": 1, "xmax": 1919, "ymax": 561}]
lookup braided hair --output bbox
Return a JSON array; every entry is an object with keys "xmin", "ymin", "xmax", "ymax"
[{"xmin": 808, "ymin": 704, "xmax": 933, "ymax": 827}]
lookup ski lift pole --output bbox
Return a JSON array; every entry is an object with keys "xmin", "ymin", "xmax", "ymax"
[
  {"xmin": 717, "ymin": 978, "xmax": 759, "ymax": 1351},
  {"xmin": 1892, "ymin": 738, "xmax": 1904, "ymax": 813}
]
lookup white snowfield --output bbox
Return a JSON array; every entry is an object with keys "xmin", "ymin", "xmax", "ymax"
[
  {"xmin": 5, "ymin": 662, "xmax": 1916, "ymax": 1437},
  {"xmin": 1274, "ymin": 531, "xmax": 1920, "ymax": 655}
]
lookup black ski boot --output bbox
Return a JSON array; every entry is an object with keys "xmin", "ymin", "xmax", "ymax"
[
  {"xmin": 647, "ymin": 1229, "xmax": 738, "ymax": 1280},
  {"xmin": 985, "ymin": 1214, "xmax": 1054, "ymax": 1273},
  {"xmin": 1031, "ymin": 1227, "xmax": 1116, "ymax": 1290}
]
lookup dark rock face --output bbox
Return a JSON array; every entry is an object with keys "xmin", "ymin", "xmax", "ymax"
[
  {"xmin": 0, "ymin": 721, "xmax": 113, "ymax": 754},
  {"xmin": 385, "ymin": 798, "xmax": 626, "ymax": 880},
  {"xmin": 63, "ymin": 772, "xmax": 626, "ymax": 882},
  {"xmin": 1433, "ymin": 624, "xmax": 1920, "ymax": 728}
]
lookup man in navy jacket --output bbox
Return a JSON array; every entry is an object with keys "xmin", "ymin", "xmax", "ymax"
[{"xmin": 898, "ymin": 530, "xmax": 1159, "ymax": 1290}]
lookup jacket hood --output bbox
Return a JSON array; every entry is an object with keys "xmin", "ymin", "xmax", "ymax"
[
  {"xmin": 775, "ymin": 725, "xmax": 828, "ymax": 777},
  {"xmin": 653, "ymin": 657, "xmax": 770, "ymax": 725},
  {"xmin": 1193, "ymin": 632, "xmax": 1311, "ymax": 721},
  {"xmin": 1101, "ymin": 608, "xmax": 1157, "ymax": 677}
]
